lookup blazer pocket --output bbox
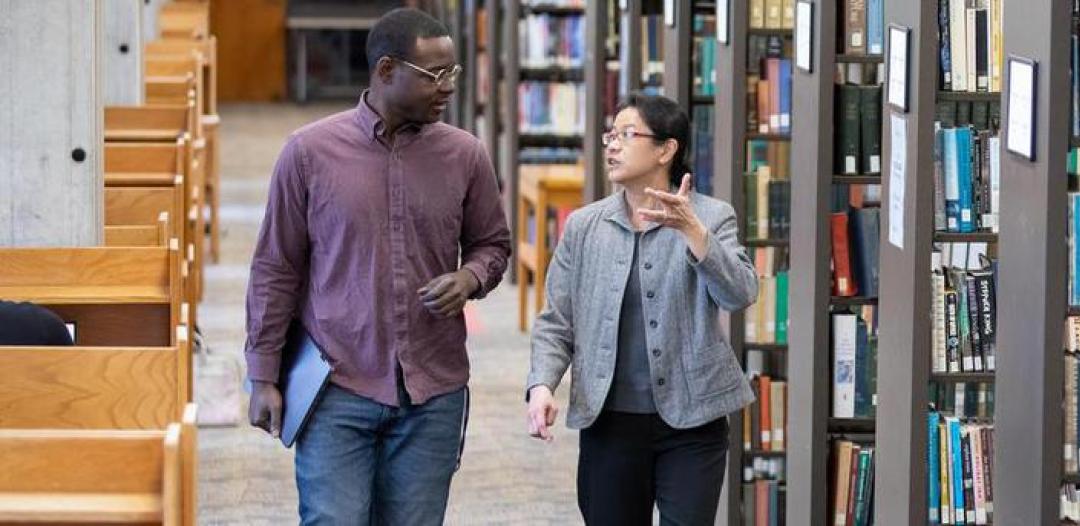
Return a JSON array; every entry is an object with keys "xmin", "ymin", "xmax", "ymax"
[{"xmin": 684, "ymin": 342, "xmax": 744, "ymax": 399}]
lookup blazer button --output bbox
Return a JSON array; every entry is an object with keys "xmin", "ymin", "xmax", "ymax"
[
  {"xmin": 646, "ymin": 291, "xmax": 655, "ymax": 299},
  {"xmin": 652, "ymin": 349, "xmax": 661, "ymax": 357},
  {"xmin": 657, "ymin": 378, "xmax": 666, "ymax": 386},
  {"xmin": 643, "ymin": 262, "xmax": 653, "ymax": 270},
  {"xmin": 649, "ymin": 320, "xmax": 658, "ymax": 329}
]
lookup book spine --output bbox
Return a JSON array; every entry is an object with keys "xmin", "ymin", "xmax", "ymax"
[
  {"xmin": 930, "ymin": 412, "xmax": 942, "ymax": 524},
  {"xmin": 939, "ymin": 0, "xmax": 952, "ymax": 91}
]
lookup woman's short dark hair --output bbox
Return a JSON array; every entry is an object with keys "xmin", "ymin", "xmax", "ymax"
[
  {"xmin": 614, "ymin": 92, "xmax": 691, "ymax": 188},
  {"xmin": 366, "ymin": 8, "xmax": 450, "ymax": 69}
]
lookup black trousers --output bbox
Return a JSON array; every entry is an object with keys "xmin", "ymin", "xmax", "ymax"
[{"xmin": 577, "ymin": 411, "xmax": 729, "ymax": 526}]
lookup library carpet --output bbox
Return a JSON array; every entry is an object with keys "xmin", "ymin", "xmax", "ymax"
[{"xmin": 196, "ymin": 102, "xmax": 581, "ymax": 525}]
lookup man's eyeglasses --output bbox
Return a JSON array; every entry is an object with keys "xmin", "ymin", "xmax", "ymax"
[
  {"xmin": 394, "ymin": 57, "xmax": 462, "ymax": 86},
  {"xmin": 601, "ymin": 128, "xmax": 659, "ymax": 147}
]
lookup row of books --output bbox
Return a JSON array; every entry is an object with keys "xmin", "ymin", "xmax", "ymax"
[
  {"xmin": 745, "ymin": 452, "xmax": 787, "ymax": 482},
  {"xmin": 1064, "ymin": 342, "xmax": 1080, "ymax": 474},
  {"xmin": 746, "ymin": 36, "xmax": 791, "ymax": 134},
  {"xmin": 745, "ymin": 247, "xmax": 789, "ymax": 345},
  {"xmin": 749, "ymin": 0, "xmax": 795, "ymax": 30},
  {"xmin": 835, "ymin": 84, "xmax": 882, "ymax": 176},
  {"xmin": 519, "ymin": 147, "xmax": 582, "ymax": 164},
  {"xmin": 521, "ymin": 0, "xmax": 583, "ymax": 8},
  {"xmin": 1073, "ymin": 32, "xmax": 1080, "ymax": 138},
  {"xmin": 937, "ymin": 0, "xmax": 1004, "ymax": 93},
  {"xmin": 927, "ymin": 414, "xmax": 995, "ymax": 525},
  {"xmin": 749, "ymin": 58, "xmax": 793, "ymax": 135},
  {"xmin": 1070, "ymin": 194, "xmax": 1080, "ymax": 307},
  {"xmin": 517, "ymin": 81, "xmax": 585, "ymax": 137},
  {"xmin": 841, "ymin": 0, "xmax": 884, "ymax": 56},
  {"xmin": 936, "ymin": 101, "xmax": 1001, "ymax": 131},
  {"xmin": 930, "ymin": 382, "xmax": 995, "ymax": 420},
  {"xmin": 743, "ymin": 374, "xmax": 788, "ymax": 452},
  {"xmin": 743, "ymin": 478, "xmax": 787, "ymax": 526},
  {"xmin": 831, "ymin": 207, "xmax": 881, "ymax": 298},
  {"xmin": 930, "ymin": 250, "xmax": 998, "ymax": 374},
  {"xmin": 691, "ymin": 105, "xmax": 715, "ymax": 197},
  {"xmin": 746, "ymin": 170, "xmax": 790, "ymax": 242},
  {"xmin": 832, "ymin": 310, "xmax": 878, "ymax": 419},
  {"xmin": 1063, "ymin": 483, "xmax": 1080, "ymax": 523},
  {"xmin": 693, "ymin": 14, "xmax": 718, "ymax": 97},
  {"xmin": 933, "ymin": 126, "xmax": 1001, "ymax": 234},
  {"xmin": 830, "ymin": 440, "xmax": 876, "ymax": 526},
  {"xmin": 519, "ymin": 13, "xmax": 585, "ymax": 69},
  {"xmin": 640, "ymin": 15, "xmax": 665, "ymax": 88}
]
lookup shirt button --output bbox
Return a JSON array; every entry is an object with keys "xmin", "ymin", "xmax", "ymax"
[
  {"xmin": 657, "ymin": 378, "xmax": 666, "ymax": 386},
  {"xmin": 646, "ymin": 291, "xmax": 655, "ymax": 299},
  {"xmin": 649, "ymin": 320, "xmax": 658, "ymax": 329},
  {"xmin": 652, "ymin": 349, "xmax": 661, "ymax": 357},
  {"xmin": 644, "ymin": 262, "xmax": 653, "ymax": 270}
]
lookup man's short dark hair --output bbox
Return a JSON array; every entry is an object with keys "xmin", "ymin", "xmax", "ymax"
[{"xmin": 366, "ymin": 8, "xmax": 451, "ymax": 69}]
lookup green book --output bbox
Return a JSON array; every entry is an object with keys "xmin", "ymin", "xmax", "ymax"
[
  {"xmin": 956, "ymin": 101, "xmax": 972, "ymax": 127},
  {"xmin": 859, "ymin": 86, "xmax": 883, "ymax": 174},
  {"xmin": 746, "ymin": 173, "xmax": 759, "ymax": 238},
  {"xmin": 937, "ymin": 100, "xmax": 958, "ymax": 128},
  {"xmin": 775, "ymin": 271, "xmax": 789, "ymax": 344},
  {"xmin": 836, "ymin": 84, "xmax": 862, "ymax": 174}
]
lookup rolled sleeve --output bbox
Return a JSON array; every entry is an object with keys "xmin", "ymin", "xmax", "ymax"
[
  {"xmin": 244, "ymin": 135, "xmax": 310, "ymax": 383},
  {"xmin": 687, "ymin": 205, "xmax": 758, "ymax": 311},
  {"xmin": 460, "ymin": 140, "xmax": 512, "ymax": 299}
]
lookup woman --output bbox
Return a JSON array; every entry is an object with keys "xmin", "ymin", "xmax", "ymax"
[{"xmin": 525, "ymin": 93, "xmax": 758, "ymax": 525}]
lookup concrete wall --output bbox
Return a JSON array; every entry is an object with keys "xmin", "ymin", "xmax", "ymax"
[{"xmin": 104, "ymin": 0, "xmax": 144, "ymax": 105}]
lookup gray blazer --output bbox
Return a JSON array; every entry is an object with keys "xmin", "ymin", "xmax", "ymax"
[{"xmin": 527, "ymin": 190, "xmax": 758, "ymax": 430}]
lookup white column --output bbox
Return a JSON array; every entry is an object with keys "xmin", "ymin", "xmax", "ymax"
[
  {"xmin": 0, "ymin": 0, "xmax": 104, "ymax": 247},
  {"xmin": 142, "ymin": 0, "xmax": 167, "ymax": 42},
  {"xmin": 104, "ymin": 0, "xmax": 144, "ymax": 105}
]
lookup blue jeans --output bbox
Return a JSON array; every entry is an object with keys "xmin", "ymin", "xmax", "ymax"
[{"xmin": 294, "ymin": 383, "xmax": 468, "ymax": 525}]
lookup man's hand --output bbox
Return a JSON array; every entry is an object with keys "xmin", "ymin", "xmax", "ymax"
[
  {"xmin": 418, "ymin": 269, "xmax": 480, "ymax": 318},
  {"xmin": 249, "ymin": 380, "xmax": 283, "ymax": 438},
  {"xmin": 526, "ymin": 385, "xmax": 558, "ymax": 442}
]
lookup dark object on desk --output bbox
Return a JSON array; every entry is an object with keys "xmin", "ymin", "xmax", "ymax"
[
  {"xmin": 278, "ymin": 320, "xmax": 333, "ymax": 447},
  {"xmin": 0, "ymin": 300, "xmax": 74, "ymax": 346}
]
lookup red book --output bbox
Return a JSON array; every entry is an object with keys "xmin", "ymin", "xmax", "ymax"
[
  {"xmin": 831, "ymin": 212, "xmax": 857, "ymax": 296},
  {"xmin": 767, "ymin": 58, "xmax": 781, "ymax": 133}
]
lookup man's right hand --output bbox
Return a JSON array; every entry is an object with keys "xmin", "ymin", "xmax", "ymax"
[
  {"xmin": 526, "ymin": 385, "xmax": 558, "ymax": 442},
  {"xmin": 249, "ymin": 380, "xmax": 283, "ymax": 438}
]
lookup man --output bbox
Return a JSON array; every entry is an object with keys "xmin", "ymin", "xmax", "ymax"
[{"xmin": 245, "ymin": 8, "xmax": 510, "ymax": 525}]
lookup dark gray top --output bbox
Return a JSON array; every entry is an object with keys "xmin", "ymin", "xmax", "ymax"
[{"xmin": 605, "ymin": 233, "xmax": 658, "ymax": 413}]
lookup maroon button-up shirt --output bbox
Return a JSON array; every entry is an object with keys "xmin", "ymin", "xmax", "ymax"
[{"xmin": 245, "ymin": 93, "xmax": 511, "ymax": 406}]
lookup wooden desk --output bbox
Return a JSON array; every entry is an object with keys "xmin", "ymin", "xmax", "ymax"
[{"xmin": 516, "ymin": 165, "xmax": 584, "ymax": 331}]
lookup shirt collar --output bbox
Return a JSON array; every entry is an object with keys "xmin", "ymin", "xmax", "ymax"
[
  {"xmin": 603, "ymin": 189, "xmax": 664, "ymax": 234},
  {"xmin": 354, "ymin": 90, "xmax": 424, "ymax": 143}
]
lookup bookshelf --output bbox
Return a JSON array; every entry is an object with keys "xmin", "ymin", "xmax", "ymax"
[
  {"xmin": 788, "ymin": 0, "xmax": 885, "ymax": 524},
  {"xmin": 712, "ymin": 0, "xmax": 794, "ymax": 523},
  {"xmin": 873, "ymin": 0, "xmax": 1015, "ymax": 523},
  {"xmin": 995, "ymin": 0, "xmax": 1070, "ymax": 524}
]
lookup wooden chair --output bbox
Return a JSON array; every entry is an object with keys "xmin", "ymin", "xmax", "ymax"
[
  {"xmin": 145, "ymin": 74, "xmax": 197, "ymax": 106},
  {"xmin": 516, "ymin": 164, "xmax": 584, "ymax": 331},
  {"xmin": 0, "ymin": 346, "xmax": 183, "ymax": 429},
  {"xmin": 0, "ymin": 427, "xmax": 182, "ymax": 524},
  {"xmin": 158, "ymin": 2, "xmax": 210, "ymax": 40},
  {"xmin": 105, "ymin": 219, "xmax": 169, "ymax": 247},
  {"xmin": 145, "ymin": 44, "xmax": 221, "ymax": 263},
  {"xmin": 104, "ymin": 105, "xmax": 205, "ymax": 307},
  {"xmin": 0, "ymin": 246, "xmax": 182, "ymax": 348},
  {"xmin": 0, "ymin": 404, "xmax": 197, "ymax": 525},
  {"xmin": 105, "ymin": 103, "xmax": 195, "ymax": 143}
]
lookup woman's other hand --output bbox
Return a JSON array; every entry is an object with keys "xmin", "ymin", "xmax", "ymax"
[{"xmin": 526, "ymin": 384, "xmax": 558, "ymax": 442}]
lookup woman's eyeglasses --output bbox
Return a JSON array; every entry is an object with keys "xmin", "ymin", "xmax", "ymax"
[
  {"xmin": 601, "ymin": 128, "xmax": 658, "ymax": 146},
  {"xmin": 394, "ymin": 57, "xmax": 462, "ymax": 87}
]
